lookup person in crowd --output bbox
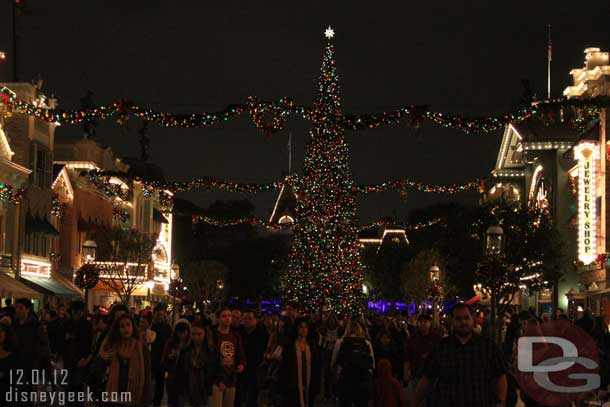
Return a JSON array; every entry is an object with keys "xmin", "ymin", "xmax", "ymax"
[
  {"xmin": 541, "ymin": 312, "xmax": 551, "ymax": 323},
  {"xmin": 503, "ymin": 312, "xmax": 521, "ymax": 358},
  {"xmin": 138, "ymin": 310, "xmax": 157, "ymax": 352},
  {"xmin": 0, "ymin": 323, "xmax": 17, "ymax": 400},
  {"xmin": 151, "ymin": 304, "xmax": 172, "ymax": 407},
  {"xmin": 239, "ymin": 310, "xmax": 269, "ymax": 407},
  {"xmin": 98, "ymin": 314, "xmax": 151, "ymax": 406},
  {"xmin": 415, "ymin": 303, "xmax": 507, "ymax": 407},
  {"xmin": 553, "ymin": 308, "xmax": 565, "ymax": 320},
  {"xmin": 232, "ymin": 309, "xmax": 243, "ymax": 332},
  {"xmin": 279, "ymin": 317, "xmax": 321, "ymax": 407},
  {"xmin": 3, "ymin": 298, "xmax": 15, "ymax": 320},
  {"xmin": 576, "ymin": 309, "xmax": 594, "ymax": 333},
  {"xmin": 12, "ymin": 298, "xmax": 50, "ymax": 375},
  {"xmin": 373, "ymin": 330, "xmax": 402, "ymax": 379},
  {"xmin": 283, "ymin": 302, "xmax": 299, "ymax": 327},
  {"xmin": 473, "ymin": 310, "xmax": 484, "ymax": 335},
  {"xmin": 64, "ymin": 300, "xmax": 94, "ymax": 402},
  {"xmin": 331, "ymin": 320, "xmax": 375, "ymax": 407},
  {"xmin": 319, "ymin": 313, "xmax": 339, "ymax": 400},
  {"xmin": 109, "ymin": 303, "xmax": 129, "ymax": 324},
  {"xmin": 46, "ymin": 309, "xmax": 66, "ymax": 359},
  {"xmin": 373, "ymin": 358, "xmax": 405, "ymax": 407},
  {"xmin": 208, "ymin": 307, "xmax": 246, "ymax": 407},
  {"xmin": 175, "ymin": 321, "xmax": 217, "ymax": 407},
  {"xmin": 262, "ymin": 313, "xmax": 275, "ymax": 336},
  {"xmin": 58, "ymin": 303, "xmax": 68, "ymax": 321},
  {"xmin": 264, "ymin": 316, "xmax": 291, "ymax": 407},
  {"xmin": 163, "ymin": 319, "xmax": 192, "ymax": 407},
  {"xmin": 403, "ymin": 313, "xmax": 440, "ymax": 405},
  {"xmin": 591, "ymin": 315, "xmax": 610, "ymax": 388}
]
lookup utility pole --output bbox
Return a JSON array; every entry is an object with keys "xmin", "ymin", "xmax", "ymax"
[
  {"xmin": 547, "ymin": 24, "xmax": 552, "ymax": 100},
  {"xmin": 10, "ymin": 0, "xmax": 18, "ymax": 82}
]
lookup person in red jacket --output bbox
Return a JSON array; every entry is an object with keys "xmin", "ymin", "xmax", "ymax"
[{"xmin": 373, "ymin": 358, "xmax": 405, "ymax": 407}]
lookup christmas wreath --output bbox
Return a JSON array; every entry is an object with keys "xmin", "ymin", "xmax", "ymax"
[{"xmin": 74, "ymin": 263, "xmax": 100, "ymax": 290}]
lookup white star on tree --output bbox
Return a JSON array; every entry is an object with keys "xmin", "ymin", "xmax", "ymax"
[{"xmin": 324, "ymin": 26, "xmax": 335, "ymax": 39}]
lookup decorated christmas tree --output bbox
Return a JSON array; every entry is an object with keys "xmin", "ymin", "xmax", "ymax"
[{"xmin": 285, "ymin": 28, "xmax": 364, "ymax": 315}]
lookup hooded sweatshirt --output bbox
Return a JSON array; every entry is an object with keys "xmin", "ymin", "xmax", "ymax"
[{"xmin": 373, "ymin": 358, "xmax": 405, "ymax": 407}]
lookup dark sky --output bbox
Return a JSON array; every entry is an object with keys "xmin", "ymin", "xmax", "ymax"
[{"xmin": 2, "ymin": 1, "xmax": 610, "ymax": 222}]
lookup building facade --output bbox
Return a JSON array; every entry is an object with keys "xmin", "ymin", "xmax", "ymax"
[
  {"xmin": 1, "ymin": 83, "xmax": 81, "ymax": 308},
  {"xmin": 487, "ymin": 47, "xmax": 610, "ymax": 319},
  {"xmin": 53, "ymin": 139, "xmax": 174, "ymax": 310}
]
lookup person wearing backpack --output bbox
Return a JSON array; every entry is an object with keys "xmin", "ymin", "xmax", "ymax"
[{"xmin": 331, "ymin": 320, "xmax": 375, "ymax": 407}]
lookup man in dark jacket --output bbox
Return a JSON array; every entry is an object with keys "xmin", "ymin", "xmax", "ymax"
[
  {"xmin": 64, "ymin": 300, "xmax": 93, "ymax": 403},
  {"xmin": 12, "ymin": 298, "xmax": 50, "ymax": 400},
  {"xmin": 151, "ymin": 303, "xmax": 172, "ymax": 407},
  {"xmin": 238, "ymin": 310, "xmax": 269, "ymax": 407}
]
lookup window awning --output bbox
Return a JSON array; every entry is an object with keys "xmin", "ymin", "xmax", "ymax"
[
  {"xmin": 21, "ymin": 276, "xmax": 82, "ymax": 297},
  {"xmin": 0, "ymin": 272, "xmax": 43, "ymax": 300},
  {"xmin": 153, "ymin": 209, "xmax": 169, "ymax": 224},
  {"xmin": 26, "ymin": 214, "xmax": 59, "ymax": 236}
]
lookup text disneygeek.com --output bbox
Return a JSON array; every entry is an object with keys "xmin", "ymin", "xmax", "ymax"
[{"xmin": 5, "ymin": 388, "xmax": 132, "ymax": 405}]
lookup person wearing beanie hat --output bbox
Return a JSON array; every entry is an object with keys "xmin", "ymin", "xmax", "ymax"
[{"xmin": 404, "ymin": 311, "xmax": 441, "ymax": 405}]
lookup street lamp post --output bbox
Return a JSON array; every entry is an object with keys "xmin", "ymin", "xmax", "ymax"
[
  {"xmin": 485, "ymin": 224, "xmax": 504, "ymax": 343},
  {"xmin": 144, "ymin": 280, "xmax": 155, "ymax": 306},
  {"xmin": 81, "ymin": 240, "xmax": 97, "ymax": 312},
  {"xmin": 429, "ymin": 264, "xmax": 441, "ymax": 329},
  {"xmin": 486, "ymin": 225, "xmax": 504, "ymax": 255}
]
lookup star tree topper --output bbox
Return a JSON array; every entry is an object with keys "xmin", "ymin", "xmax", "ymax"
[{"xmin": 324, "ymin": 26, "xmax": 335, "ymax": 39}]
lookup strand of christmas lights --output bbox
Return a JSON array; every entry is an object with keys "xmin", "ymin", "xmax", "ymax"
[
  {"xmin": 354, "ymin": 178, "xmax": 484, "ymax": 194},
  {"xmin": 3, "ymin": 85, "xmax": 602, "ymax": 134}
]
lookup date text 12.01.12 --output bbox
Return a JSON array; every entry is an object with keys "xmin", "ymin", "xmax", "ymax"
[{"xmin": 9, "ymin": 369, "xmax": 69, "ymax": 386}]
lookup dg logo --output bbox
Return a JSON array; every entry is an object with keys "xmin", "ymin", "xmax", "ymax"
[{"xmin": 514, "ymin": 320, "xmax": 600, "ymax": 406}]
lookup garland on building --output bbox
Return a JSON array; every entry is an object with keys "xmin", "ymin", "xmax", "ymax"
[
  {"xmin": 192, "ymin": 214, "xmax": 294, "ymax": 229},
  {"xmin": 113, "ymin": 207, "xmax": 130, "ymax": 223},
  {"xmin": 86, "ymin": 172, "xmax": 130, "ymax": 201},
  {"xmin": 354, "ymin": 178, "xmax": 484, "ymax": 194},
  {"xmin": 0, "ymin": 184, "xmax": 26, "ymax": 205},
  {"xmin": 74, "ymin": 263, "xmax": 100, "ymax": 290},
  {"xmin": 50, "ymin": 193, "xmax": 63, "ymax": 218},
  {"xmin": 2, "ymin": 85, "xmax": 603, "ymax": 135}
]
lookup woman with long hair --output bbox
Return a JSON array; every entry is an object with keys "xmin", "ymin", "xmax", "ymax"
[
  {"xmin": 331, "ymin": 320, "xmax": 375, "ymax": 407},
  {"xmin": 278, "ymin": 317, "xmax": 321, "ymax": 407},
  {"xmin": 264, "ymin": 316, "xmax": 291, "ymax": 407},
  {"xmin": 98, "ymin": 314, "xmax": 151, "ymax": 406},
  {"xmin": 162, "ymin": 319, "xmax": 192, "ymax": 407},
  {"xmin": 175, "ymin": 322, "xmax": 216, "ymax": 407}
]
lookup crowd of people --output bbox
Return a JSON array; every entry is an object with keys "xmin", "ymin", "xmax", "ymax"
[{"xmin": 0, "ymin": 297, "xmax": 608, "ymax": 407}]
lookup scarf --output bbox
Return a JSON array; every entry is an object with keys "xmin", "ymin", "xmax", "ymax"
[
  {"xmin": 295, "ymin": 340, "xmax": 311, "ymax": 407},
  {"xmin": 101, "ymin": 338, "xmax": 145, "ymax": 405}
]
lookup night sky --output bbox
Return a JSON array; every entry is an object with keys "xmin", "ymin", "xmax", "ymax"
[{"xmin": 2, "ymin": 1, "xmax": 610, "ymax": 222}]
